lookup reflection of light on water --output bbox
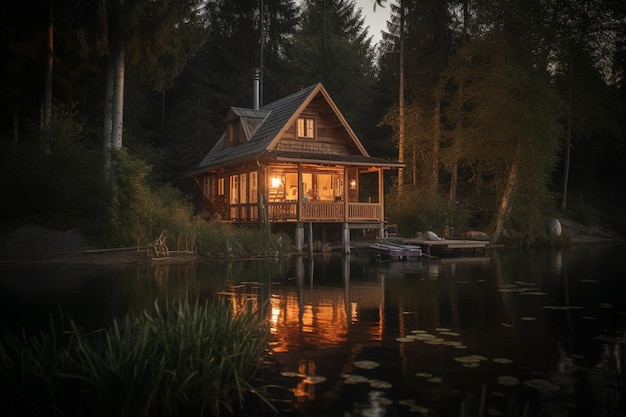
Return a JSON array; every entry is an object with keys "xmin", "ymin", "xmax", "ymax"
[
  {"xmin": 302, "ymin": 305, "xmax": 314, "ymax": 332},
  {"xmin": 551, "ymin": 250, "xmax": 563, "ymax": 275},
  {"xmin": 351, "ymin": 302, "xmax": 358, "ymax": 323},
  {"xmin": 270, "ymin": 298, "xmax": 280, "ymax": 334},
  {"xmin": 427, "ymin": 264, "xmax": 440, "ymax": 277},
  {"xmin": 291, "ymin": 359, "xmax": 317, "ymax": 403}
]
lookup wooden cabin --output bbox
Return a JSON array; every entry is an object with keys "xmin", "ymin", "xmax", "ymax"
[{"xmin": 188, "ymin": 82, "xmax": 402, "ymax": 253}]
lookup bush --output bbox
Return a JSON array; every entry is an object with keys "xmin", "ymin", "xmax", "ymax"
[
  {"xmin": 106, "ymin": 150, "xmax": 293, "ymax": 257},
  {"xmin": 385, "ymin": 186, "xmax": 469, "ymax": 238}
]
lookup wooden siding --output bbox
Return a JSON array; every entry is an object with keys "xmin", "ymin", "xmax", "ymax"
[{"xmin": 274, "ymin": 97, "xmax": 355, "ymax": 155}]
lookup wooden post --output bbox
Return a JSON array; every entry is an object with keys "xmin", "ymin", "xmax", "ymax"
[
  {"xmin": 295, "ymin": 222, "xmax": 304, "ymax": 253},
  {"xmin": 307, "ymin": 222, "xmax": 313, "ymax": 255},
  {"xmin": 342, "ymin": 222, "xmax": 351, "ymax": 254}
]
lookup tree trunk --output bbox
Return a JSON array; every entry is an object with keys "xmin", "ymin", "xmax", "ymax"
[
  {"xmin": 111, "ymin": 47, "xmax": 125, "ymax": 150},
  {"xmin": 412, "ymin": 140, "xmax": 417, "ymax": 186},
  {"xmin": 492, "ymin": 140, "xmax": 522, "ymax": 243},
  {"xmin": 560, "ymin": 60, "xmax": 573, "ymax": 212},
  {"xmin": 448, "ymin": 162, "xmax": 457, "ymax": 206},
  {"xmin": 103, "ymin": 55, "xmax": 114, "ymax": 180},
  {"xmin": 397, "ymin": 0, "xmax": 405, "ymax": 192},
  {"xmin": 43, "ymin": 2, "xmax": 54, "ymax": 154},
  {"xmin": 108, "ymin": 46, "xmax": 125, "ymax": 196},
  {"xmin": 430, "ymin": 101, "xmax": 440, "ymax": 195}
]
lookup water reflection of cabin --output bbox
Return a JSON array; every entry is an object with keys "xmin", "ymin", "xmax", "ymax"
[{"xmin": 189, "ymin": 83, "xmax": 402, "ymax": 253}]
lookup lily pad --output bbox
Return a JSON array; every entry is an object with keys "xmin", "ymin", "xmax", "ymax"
[
  {"xmin": 281, "ymin": 371, "xmax": 305, "ymax": 378},
  {"xmin": 369, "ymin": 379, "xmax": 392, "ymax": 389},
  {"xmin": 413, "ymin": 333, "xmax": 436, "ymax": 340},
  {"xmin": 303, "ymin": 375, "xmax": 327, "ymax": 384},
  {"xmin": 497, "ymin": 376, "xmax": 520, "ymax": 386},
  {"xmin": 463, "ymin": 363, "xmax": 480, "ymax": 368},
  {"xmin": 354, "ymin": 360, "xmax": 380, "ymax": 369},
  {"xmin": 454, "ymin": 355, "xmax": 487, "ymax": 364},
  {"xmin": 524, "ymin": 378, "xmax": 559, "ymax": 392},
  {"xmin": 396, "ymin": 337, "xmax": 416, "ymax": 342},
  {"xmin": 343, "ymin": 374, "xmax": 370, "ymax": 384}
]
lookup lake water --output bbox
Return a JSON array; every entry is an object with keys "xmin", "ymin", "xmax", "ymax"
[{"xmin": 1, "ymin": 243, "xmax": 625, "ymax": 417}]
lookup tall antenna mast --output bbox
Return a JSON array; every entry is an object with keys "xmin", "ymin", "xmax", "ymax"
[{"xmin": 258, "ymin": 0, "xmax": 264, "ymax": 107}]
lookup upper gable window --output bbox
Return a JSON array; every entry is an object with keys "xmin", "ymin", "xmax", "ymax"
[{"xmin": 297, "ymin": 118, "xmax": 315, "ymax": 139}]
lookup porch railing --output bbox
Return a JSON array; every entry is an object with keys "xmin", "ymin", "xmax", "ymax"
[
  {"xmin": 265, "ymin": 202, "xmax": 381, "ymax": 222},
  {"xmin": 348, "ymin": 202, "xmax": 381, "ymax": 221}
]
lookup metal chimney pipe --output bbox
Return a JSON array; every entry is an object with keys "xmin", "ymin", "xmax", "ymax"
[{"xmin": 253, "ymin": 67, "xmax": 260, "ymax": 110}]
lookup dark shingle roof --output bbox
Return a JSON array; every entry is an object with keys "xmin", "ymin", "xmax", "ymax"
[
  {"xmin": 190, "ymin": 83, "xmax": 402, "ymax": 175},
  {"xmin": 195, "ymin": 84, "xmax": 318, "ymax": 171}
]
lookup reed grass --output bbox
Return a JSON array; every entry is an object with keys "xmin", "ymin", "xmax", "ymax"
[{"xmin": 0, "ymin": 299, "xmax": 270, "ymax": 417}]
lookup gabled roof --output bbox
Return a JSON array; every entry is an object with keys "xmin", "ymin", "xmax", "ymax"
[{"xmin": 190, "ymin": 83, "xmax": 401, "ymax": 175}]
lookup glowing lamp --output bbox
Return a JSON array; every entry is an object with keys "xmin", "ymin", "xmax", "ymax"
[{"xmin": 271, "ymin": 177, "xmax": 282, "ymax": 188}]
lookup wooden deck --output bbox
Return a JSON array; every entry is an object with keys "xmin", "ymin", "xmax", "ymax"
[{"xmin": 403, "ymin": 238, "xmax": 489, "ymax": 256}]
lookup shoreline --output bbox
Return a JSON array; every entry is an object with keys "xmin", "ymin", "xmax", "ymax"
[{"xmin": 1, "ymin": 221, "xmax": 623, "ymax": 267}]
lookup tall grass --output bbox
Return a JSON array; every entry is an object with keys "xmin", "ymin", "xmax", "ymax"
[{"xmin": 0, "ymin": 299, "xmax": 271, "ymax": 417}]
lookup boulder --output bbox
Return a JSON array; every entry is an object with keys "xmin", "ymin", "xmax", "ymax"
[
  {"xmin": 545, "ymin": 218, "xmax": 562, "ymax": 237},
  {"xmin": 424, "ymin": 231, "xmax": 444, "ymax": 241}
]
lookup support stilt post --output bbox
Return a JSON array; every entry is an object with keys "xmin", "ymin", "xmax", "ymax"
[
  {"xmin": 307, "ymin": 222, "xmax": 313, "ymax": 255},
  {"xmin": 295, "ymin": 222, "xmax": 304, "ymax": 253},
  {"xmin": 342, "ymin": 222, "xmax": 351, "ymax": 254}
]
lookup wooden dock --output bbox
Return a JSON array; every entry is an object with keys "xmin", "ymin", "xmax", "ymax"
[{"xmin": 403, "ymin": 238, "xmax": 489, "ymax": 257}]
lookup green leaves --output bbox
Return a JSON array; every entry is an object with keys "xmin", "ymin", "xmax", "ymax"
[{"xmin": 0, "ymin": 299, "xmax": 271, "ymax": 417}]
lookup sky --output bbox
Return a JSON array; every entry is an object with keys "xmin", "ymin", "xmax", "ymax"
[
  {"xmin": 354, "ymin": 0, "xmax": 392, "ymax": 46},
  {"xmin": 295, "ymin": 0, "xmax": 393, "ymax": 47}
]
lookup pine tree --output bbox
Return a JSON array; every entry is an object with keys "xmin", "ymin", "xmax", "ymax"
[{"xmin": 287, "ymin": 0, "xmax": 378, "ymax": 139}]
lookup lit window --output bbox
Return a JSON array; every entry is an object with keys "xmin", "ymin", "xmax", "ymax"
[
  {"xmin": 249, "ymin": 172, "xmax": 258, "ymax": 203},
  {"xmin": 297, "ymin": 118, "xmax": 315, "ymax": 138},
  {"xmin": 230, "ymin": 176, "xmax": 238, "ymax": 204},
  {"xmin": 239, "ymin": 173, "xmax": 247, "ymax": 204}
]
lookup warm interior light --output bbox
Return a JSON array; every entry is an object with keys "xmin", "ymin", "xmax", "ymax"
[
  {"xmin": 271, "ymin": 177, "xmax": 282, "ymax": 188},
  {"xmin": 349, "ymin": 179, "xmax": 357, "ymax": 189}
]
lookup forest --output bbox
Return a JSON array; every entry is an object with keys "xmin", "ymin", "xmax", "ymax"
[{"xmin": 1, "ymin": 0, "xmax": 625, "ymax": 248}]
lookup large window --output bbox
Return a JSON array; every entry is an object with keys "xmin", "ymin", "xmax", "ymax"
[
  {"xmin": 249, "ymin": 171, "xmax": 258, "ymax": 203},
  {"xmin": 230, "ymin": 176, "xmax": 238, "ymax": 204},
  {"xmin": 297, "ymin": 118, "xmax": 315, "ymax": 139},
  {"xmin": 239, "ymin": 173, "xmax": 247, "ymax": 204}
]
